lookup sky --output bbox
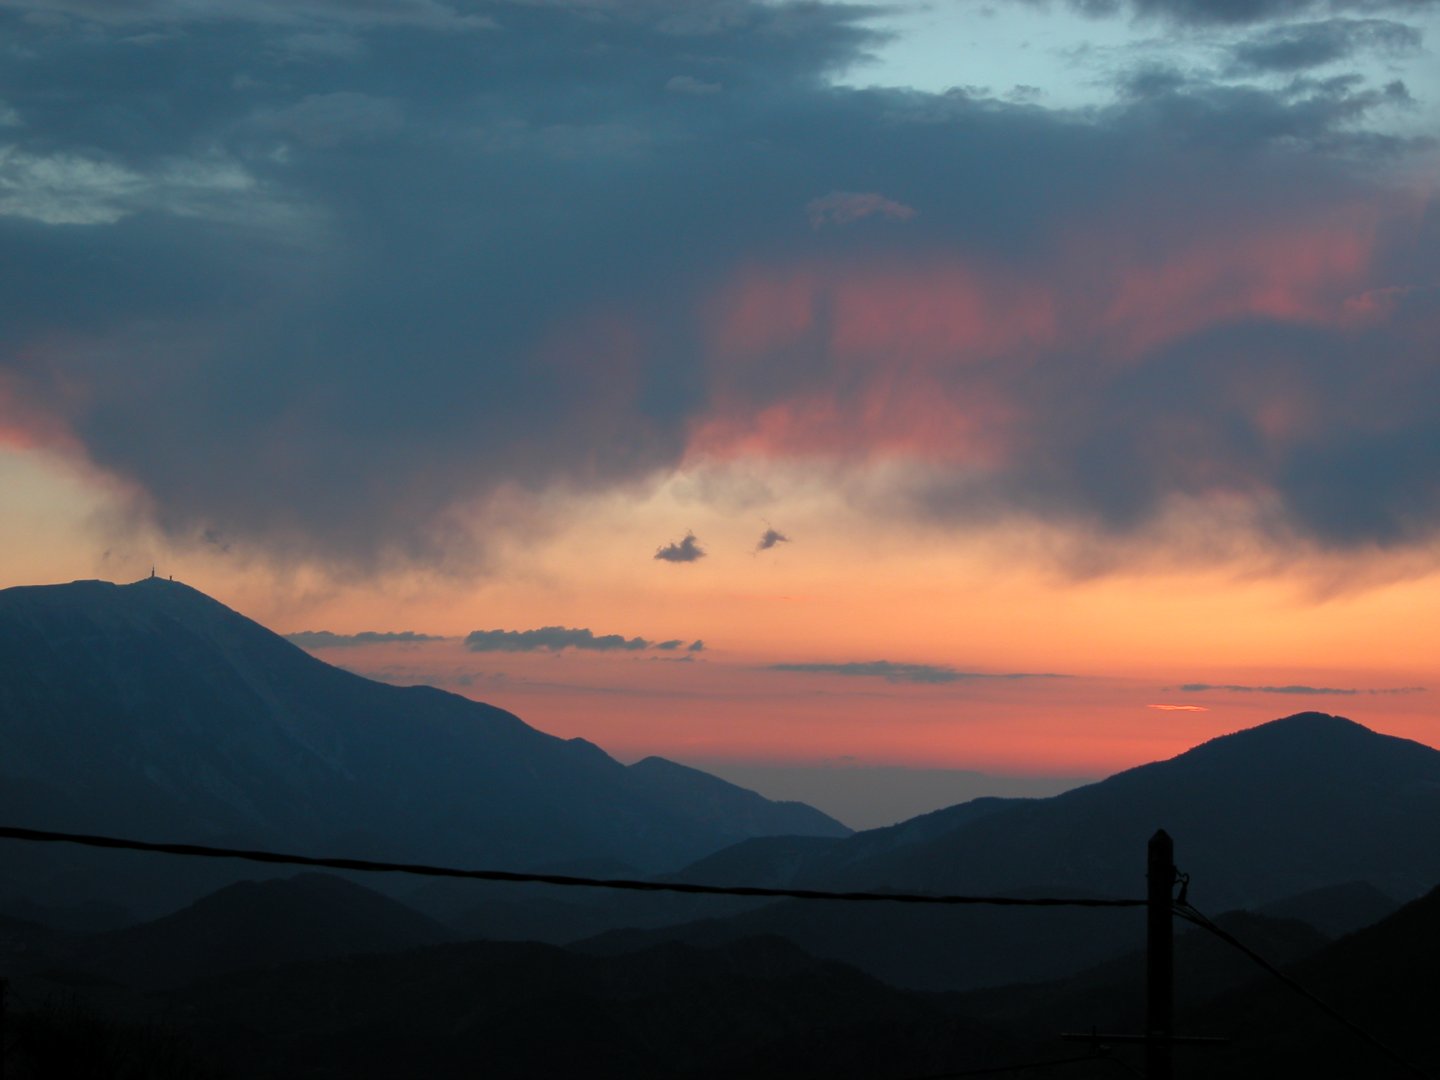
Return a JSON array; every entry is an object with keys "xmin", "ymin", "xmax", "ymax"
[{"xmin": 2, "ymin": 0, "xmax": 1438, "ymax": 828}]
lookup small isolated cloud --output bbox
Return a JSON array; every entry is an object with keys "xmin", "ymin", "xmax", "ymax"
[
  {"xmin": 651, "ymin": 638, "xmax": 706, "ymax": 651},
  {"xmin": 666, "ymin": 74, "xmax": 722, "ymax": 95},
  {"xmin": 654, "ymin": 532, "xmax": 705, "ymax": 563},
  {"xmin": 770, "ymin": 661, "xmax": 1063, "ymax": 685},
  {"xmin": 1148, "ymin": 703, "xmax": 1209, "ymax": 712},
  {"xmin": 756, "ymin": 527, "xmax": 790, "ymax": 552},
  {"xmin": 1180, "ymin": 683, "xmax": 1427, "ymax": 696},
  {"xmin": 465, "ymin": 626, "xmax": 651, "ymax": 652},
  {"xmin": 806, "ymin": 191, "xmax": 916, "ymax": 229},
  {"xmin": 286, "ymin": 630, "xmax": 445, "ymax": 649}
]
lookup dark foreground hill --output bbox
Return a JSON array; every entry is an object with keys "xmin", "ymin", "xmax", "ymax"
[
  {"xmin": 30, "ymin": 874, "xmax": 454, "ymax": 990},
  {"xmin": 1189, "ymin": 881, "xmax": 1440, "ymax": 1079},
  {"xmin": 0, "ymin": 577, "xmax": 846, "ymax": 920},
  {"xmin": 9, "ymin": 873, "xmax": 1435, "ymax": 1080},
  {"xmin": 6, "ymin": 933, "xmax": 1022, "ymax": 1080}
]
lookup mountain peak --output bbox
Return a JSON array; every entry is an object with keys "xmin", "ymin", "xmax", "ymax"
[
  {"xmin": 1180, "ymin": 711, "xmax": 1432, "ymax": 763},
  {"xmin": 1261, "ymin": 710, "xmax": 1362, "ymax": 730}
]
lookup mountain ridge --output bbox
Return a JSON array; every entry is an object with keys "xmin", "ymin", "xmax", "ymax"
[
  {"xmin": 578, "ymin": 710, "xmax": 1440, "ymax": 990},
  {"xmin": 0, "ymin": 576, "xmax": 848, "ymax": 919}
]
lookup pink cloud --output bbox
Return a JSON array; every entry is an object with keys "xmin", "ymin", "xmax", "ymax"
[{"xmin": 689, "ymin": 203, "xmax": 1399, "ymax": 482}]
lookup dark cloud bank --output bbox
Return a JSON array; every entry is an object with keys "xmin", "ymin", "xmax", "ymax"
[
  {"xmin": 1080, "ymin": 0, "xmax": 1439, "ymax": 25},
  {"xmin": 0, "ymin": 0, "xmax": 1436, "ymax": 573}
]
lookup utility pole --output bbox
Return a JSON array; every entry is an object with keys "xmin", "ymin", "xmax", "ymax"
[{"xmin": 1146, "ymin": 829, "xmax": 1175, "ymax": 1080}]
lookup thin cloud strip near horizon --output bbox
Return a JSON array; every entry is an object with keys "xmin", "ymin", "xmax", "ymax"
[
  {"xmin": 465, "ymin": 626, "xmax": 703, "ymax": 653},
  {"xmin": 285, "ymin": 630, "xmax": 448, "ymax": 648},
  {"xmin": 1180, "ymin": 682, "xmax": 1427, "ymax": 695},
  {"xmin": 769, "ymin": 661, "xmax": 1071, "ymax": 685}
]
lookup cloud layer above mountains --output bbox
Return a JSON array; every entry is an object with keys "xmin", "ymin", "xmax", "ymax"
[{"xmin": 1, "ymin": 0, "xmax": 1436, "ymax": 575}]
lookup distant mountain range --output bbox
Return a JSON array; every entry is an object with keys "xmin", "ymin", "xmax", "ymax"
[
  {"xmin": 5, "ymin": 576, "xmax": 1440, "ymax": 1005},
  {"xmin": 581, "ymin": 712, "xmax": 1440, "ymax": 989},
  {"xmin": 0, "ymin": 577, "xmax": 846, "ymax": 919}
]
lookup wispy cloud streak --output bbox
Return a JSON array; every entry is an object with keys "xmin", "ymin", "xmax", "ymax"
[
  {"xmin": 1180, "ymin": 683, "xmax": 1427, "ymax": 695},
  {"xmin": 770, "ymin": 661, "xmax": 1068, "ymax": 685},
  {"xmin": 465, "ymin": 627, "xmax": 654, "ymax": 652},
  {"xmin": 286, "ymin": 630, "xmax": 445, "ymax": 648}
]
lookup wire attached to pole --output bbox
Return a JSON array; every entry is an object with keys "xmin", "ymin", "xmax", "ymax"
[{"xmin": 1172, "ymin": 900, "xmax": 1433, "ymax": 1080}]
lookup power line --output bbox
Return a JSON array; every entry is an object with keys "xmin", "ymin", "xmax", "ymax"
[
  {"xmin": 0, "ymin": 825, "xmax": 1145, "ymax": 909},
  {"xmin": 1173, "ymin": 901, "xmax": 1433, "ymax": 1080}
]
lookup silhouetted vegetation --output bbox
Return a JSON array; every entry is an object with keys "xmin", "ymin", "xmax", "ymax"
[{"xmin": 7, "ymin": 994, "xmax": 224, "ymax": 1080}]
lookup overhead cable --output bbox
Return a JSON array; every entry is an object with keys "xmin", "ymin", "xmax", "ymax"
[{"xmin": 0, "ymin": 824, "xmax": 1146, "ymax": 908}]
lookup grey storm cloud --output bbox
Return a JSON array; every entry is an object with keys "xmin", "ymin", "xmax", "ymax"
[
  {"xmin": 1226, "ymin": 19, "xmax": 1422, "ymax": 74},
  {"xmin": 770, "ymin": 661, "xmax": 1066, "ymax": 684},
  {"xmin": 465, "ymin": 626, "xmax": 653, "ymax": 652},
  {"xmin": 0, "ymin": 0, "xmax": 1437, "ymax": 573},
  {"xmin": 1, "ymin": 0, "xmax": 497, "ymax": 31},
  {"xmin": 655, "ymin": 533, "xmax": 706, "ymax": 563},
  {"xmin": 285, "ymin": 630, "xmax": 446, "ymax": 648},
  {"xmin": 1181, "ymin": 683, "xmax": 1426, "ymax": 695},
  {"xmin": 1074, "ymin": 0, "xmax": 1440, "ymax": 24}
]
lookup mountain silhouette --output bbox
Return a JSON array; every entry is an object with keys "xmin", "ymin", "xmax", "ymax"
[
  {"xmin": 0, "ymin": 577, "xmax": 846, "ymax": 919},
  {"xmin": 822, "ymin": 713, "xmax": 1440, "ymax": 905},
  {"xmin": 11, "ymin": 933, "xmax": 1018, "ymax": 1080},
  {"xmin": 1189, "ymin": 882, "xmax": 1440, "ymax": 1078},
  {"xmin": 584, "ymin": 713, "xmax": 1440, "ymax": 990}
]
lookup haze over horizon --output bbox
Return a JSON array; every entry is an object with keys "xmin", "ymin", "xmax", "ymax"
[{"xmin": 2, "ymin": 0, "xmax": 1438, "ymax": 823}]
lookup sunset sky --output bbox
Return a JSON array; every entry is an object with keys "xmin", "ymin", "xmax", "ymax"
[{"xmin": 2, "ymin": 0, "xmax": 1438, "ymax": 826}]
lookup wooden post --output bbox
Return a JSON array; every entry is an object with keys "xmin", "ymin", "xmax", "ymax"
[{"xmin": 1146, "ymin": 830, "xmax": 1174, "ymax": 1080}]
